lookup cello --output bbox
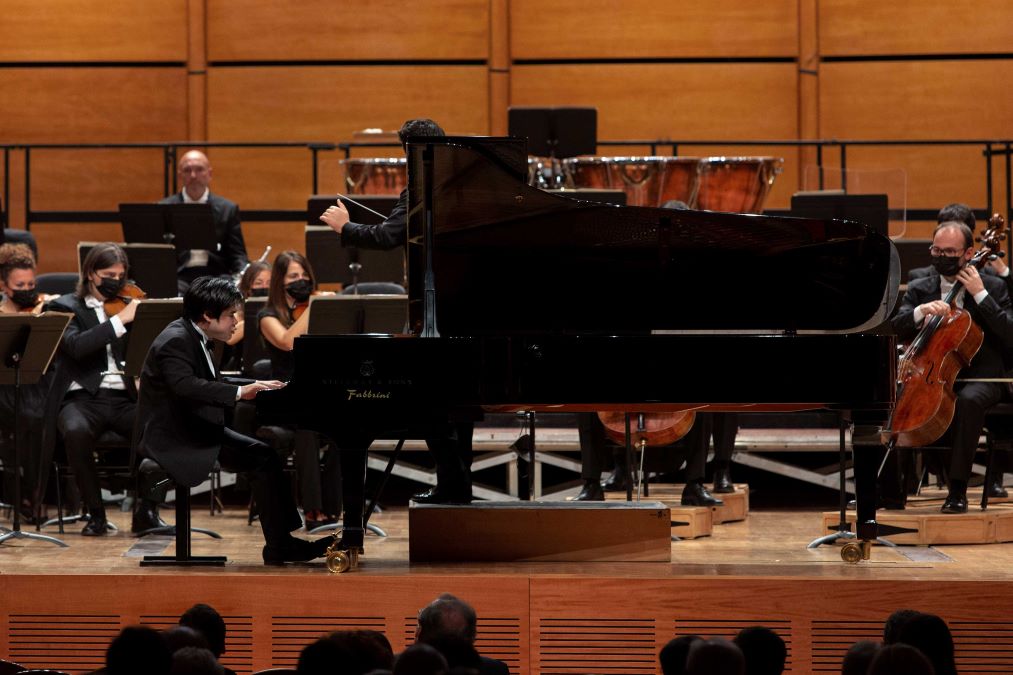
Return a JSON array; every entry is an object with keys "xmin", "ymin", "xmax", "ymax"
[
  {"xmin": 882, "ymin": 214, "xmax": 1007, "ymax": 448},
  {"xmin": 597, "ymin": 410, "xmax": 697, "ymax": 498}
]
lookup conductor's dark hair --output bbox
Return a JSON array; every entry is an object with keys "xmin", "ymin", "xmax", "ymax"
[
  {"xmin": 78, "ymin": 242, "xmax": 129, "ymax": 298},
  {"xmin": 184, "ymin": 276, "xmax": 243, "ymax": 323},
  {"xmin": 398, "ymin": 118, "xmax": 446, "ymax": 147},
  {"xmin": 938, "ymin": 202, "xmax": 975, "ymax": 231},
  {"xmin": 417, "ymin": 593, "xmax": 478, "ymax": 644},
  {"xmin": 661, "ymin": 199, "xmax": 690, "ymax": 211},
  {"xmin": 179, "ymin": 603, "xmax": 228, "ymax": 658},
  {"xmin": 933, "ymin": 221, "xmax": 974, "ymax": 250}
]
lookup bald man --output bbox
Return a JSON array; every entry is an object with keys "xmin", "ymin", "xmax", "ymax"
[{"xmin": 160, "ymin": 150, "xmax": 249, "ymax": 291}]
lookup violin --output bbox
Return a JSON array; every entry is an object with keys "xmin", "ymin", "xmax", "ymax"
[
  {"xmin": 103, "ymin": 281, "xmax": 147, "ymax": 317},
  {"xmin": 291, "ymin": 291, "xmax": 323, "ymax": 321},
  {"xmin": 883, "ymin": 214, "xmax": 1007, "ymax": 448}
]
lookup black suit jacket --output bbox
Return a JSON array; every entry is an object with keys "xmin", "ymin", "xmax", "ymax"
[
  {"xmin": 340, "ymin": 188, "xmax": 407, "ymax": 251},
  {"xmin": 136, "ymin": 318, "xmax": 238, "ymax": 487},
  {"xmin": 159, "ymin": 192, "xmax": 249, "ymax": 275},
  {"xmin": 892, "ymin": 273, "xmax": 1013, "ymax": 378},
  {"xmin": 45, "ymin": 293, "xmax": 135, "ymax": 399}
]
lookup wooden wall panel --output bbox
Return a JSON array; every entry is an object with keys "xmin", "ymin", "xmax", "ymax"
[
  {"xmin": 0, "ymin": 68, "xmax": 189, "ymax": 143},
  {"xmin": 207, "ymin": 66, "xmax": 489, "ymax": 140},
  {"xmin": 820, "ymin": 61, "xmax": 1013, "ymax": 140},
  {"xmin": 0, "ymin": 1, "xmax": 187, "ymax": 62},
  {"xmin": 512, "ymin": 64, "xmax": 799, "ymax": 207},
  {"xmin": 820, "ymin": 61, "xmax": 1013, "ymax": 217},
  {"xmin": 206, "ymin": 0, "xmax": 489, "ymax": 61},
  {"xmin": 820, "ymin": 0, "xmax": 1013, "ymax": 56},
  {"xmin": 510, "ymin": 0, "xmax": 798, "ymax": 59}
]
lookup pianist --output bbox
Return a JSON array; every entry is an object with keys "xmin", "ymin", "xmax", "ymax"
[
  {"xmin": 319, "ymin": 118, "xmax": 474, "ymax": 505},
  {"xmin": 135, "ymin": 276, "xmax": 333, "ymax": 563},
  {"xmin": 889, "ymin": 221, "xmax": 1013, "ymax": 513}
]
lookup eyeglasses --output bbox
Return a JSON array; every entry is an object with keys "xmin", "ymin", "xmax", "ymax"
[{"xmin": 929, "ymin": 246, "xmax": 965, "ymax": 257}]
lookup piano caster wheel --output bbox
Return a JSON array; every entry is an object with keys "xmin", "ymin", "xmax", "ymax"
[
  {"xmin": 326, "ymin": 545, "xmax": 361, "ymax": 574},
  {"xmin": 841, "ymin": 540, "xmax": 871, "ymax": 564}
]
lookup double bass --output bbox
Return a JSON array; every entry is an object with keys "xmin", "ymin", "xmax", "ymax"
[{"xmin": 883, "ymin": 214, "xmax": 1007, "ymax": 448}]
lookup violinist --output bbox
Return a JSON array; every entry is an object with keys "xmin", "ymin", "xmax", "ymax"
[
  {"xmin": 890, "ymin": 221, "xmax": 1013, "ymax": 513},
  {"xmin": 45, "ymin": 243, "xmax": 157, "ymax": 535},
  {"xmin": 217, "ymin": 260, "xmax": 271, "ymax": 372},
  {"xmin": 0, "ymin": 244, "xmax": 57, "ymax": 520},
  {"xmin": 258, "ymin": 250, "xmax": 339, "ymax": 528}
]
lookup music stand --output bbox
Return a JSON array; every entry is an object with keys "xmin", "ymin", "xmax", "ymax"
[
  {"xmin": 0, "ymin": 312, "xmax": 71, "ymax": 548},
  {"xmin": 305, "ymin": 226, "xmax": 405, "ymax": 287},
  {"xmin": 78, "ymin": 242, "xmax": 179, "ymax": 299},
  {"xmin": 508, "ymin": 106, "xmax": 597, "ymax": 158},
  {"xmin": 119, "ymin": 203, "xmax": 218, "ymax": 251},
  {"xmin": 123, "ymin": 299, "xmax": 184, "ymax": 377},
  {"xmin": 241, "ymin": 297, "xmax": 269, "ymax": 377},
  {"xmin": 307, "ymin": 295, "xmax": 408, "ymax": 335}
]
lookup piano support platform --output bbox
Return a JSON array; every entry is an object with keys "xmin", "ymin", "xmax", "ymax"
[{"xmin": 408, "ymin": 501, "xmax": 672, "ymax": 563}]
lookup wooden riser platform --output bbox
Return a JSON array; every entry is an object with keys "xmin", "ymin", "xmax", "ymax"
[
  {"xmin": 408, "ymin": 500, "xmax": 672, "ymax": 562},
  {"xmin": 822, "ymin": 503, "xmax": 1013, "ymax": 545},
  {"xmin": 606, "ymin": 484, "xmax": 749, "ymax": 538}
]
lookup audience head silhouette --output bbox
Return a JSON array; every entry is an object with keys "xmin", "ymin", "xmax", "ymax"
[
  {"xmin": 841, "ymin": 640, "xmax": 880, "ymax": 675},
  {"xmin": 169, "ymin": 646, "xmax": 224, "ymax": 675},
  {"xmin": 179, "ymin": 603, "xmax": 228, "ymax": 658},
  {"xmin": 896, "ymin": 613, "xmax": 955, "ymax": 675},
  {"xmin": 394, "ymin": 643, "xmax": 448, "ymax": 675},
  {"xmin": 685, "ymin": 637, "xmax": 745, "ymax": 675},
  {"xmin": 416, "ymin": 594, "xmax": 478, "ymax": 645},
  {"xmin": 734, "ymin": 626, "xmax": 786, "ymax": 675},
  {"xmin": 869, "ymin": 643, "xmax": 936, "ymax": 675},
  {"xmin": 660, "ymin": 635, "xmax": 703, "ymax": 675},
  {"xmin": 106, "ymin": 625, "xmax": 172, "ymax": 675},
  {"xmin": 883, "ymin": 609, "xmax": 922, "ymax": 645}
]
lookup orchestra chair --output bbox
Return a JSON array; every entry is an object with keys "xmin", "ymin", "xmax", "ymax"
[
  {"xmin": 44, "ymin": 429, "xmax": 135, "ymax": 534},
  {"xmin": 0, "ymin": 657, "xmax": 25, "ymax": 674},
  {"xmin": 137, "ymin": 457, "xmax": 225, "ymax": 567},
  {"xmin": 34, "ymin": 273, "xmax": 78, "ymax": 297}
]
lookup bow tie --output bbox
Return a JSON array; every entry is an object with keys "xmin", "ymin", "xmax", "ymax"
[{"xmin": 203, "ymin": 337, "xmax": 215, "ymax": 353}]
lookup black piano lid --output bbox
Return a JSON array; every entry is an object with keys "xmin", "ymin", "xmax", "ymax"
[{"xmin": 405, "ymin": 137, "xmax": 899, "ymax": 337}]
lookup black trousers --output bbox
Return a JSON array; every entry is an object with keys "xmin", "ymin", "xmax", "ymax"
[
  {"xmin": 578, "ymin": 413, "xmax": 610, "ymax": 481},
  {"xmin": 425, "ymin": 422, "xmax": 473, "ymax": 493},
  {"xmin": 57, "ymin": 390, "xmax": 136, "ymax": 512},
  {"xmin": 949, "ymin": 381, "xmax": 1003, "ymax": 482},
  {"xmin": 293, "ymin": 430, "xmax": 341, "ymax": 516},
  {"xmin": 219, "ymin": 427, "xmax": 303, "ymax": 545},
  {"xmin": 711, "ymin": 413, "xmax": 739, "ymax": 464}
]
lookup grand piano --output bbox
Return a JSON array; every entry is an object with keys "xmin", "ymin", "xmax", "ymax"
[{"xmin": 258, "ymin": 136, "xmax": 898, "ymax": 563}]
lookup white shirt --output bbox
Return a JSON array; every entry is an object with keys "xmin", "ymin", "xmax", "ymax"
[
  {"xmin": 181, "ymin": 188, "xmax": 211, "ymax": 268},
  {"xmin": 190, "ymin": 321, "xmax": 241, "ymax": 401},
  {"xmin": 67, "ymin": 296, "xmax": 127, "ymax": 392},
  {"xmin": 912, "ymin": 276, "xmax": 989, "ymax": 325}
]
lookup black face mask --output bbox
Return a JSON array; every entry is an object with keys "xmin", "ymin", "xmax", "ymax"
[
  {"xmin": 931, "ymin": 255, "xmax": 964, "ymax": 277},
  {"xmin": 249, "ymin": 287, "xmax": 269, "ymax": 298},
  {"xmin": 285, "ymin": 279, "xmax": 313, "ymax": 303},
  {"xmin": 9, "ymin": 288, "xmax": 38, "ymax": 309},
  {"xmin": 96, "ymin": 276, "xmax": 125, "ymax": 300}
]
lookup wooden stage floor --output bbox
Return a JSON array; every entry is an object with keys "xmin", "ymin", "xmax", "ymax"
[{"xmin": 3, "ymin": 502, "xmax": 1013, "ymax": 674}]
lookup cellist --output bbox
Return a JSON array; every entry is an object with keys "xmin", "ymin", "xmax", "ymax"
[{"xmin": 890, "ymin": 221, "xmax": 1013, "ymax": 513}]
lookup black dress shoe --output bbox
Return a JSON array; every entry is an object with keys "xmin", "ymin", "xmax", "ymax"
[
  {"xmin": 988, "ymin": 481, "xmax": 1009, "ymax": 499},
  {"xmin": 574, "ymin": 480, "xmax": 604, "ymax": 501},
  {"xmin": 263, "ymin": 535, "xmax": 334, "ymax": 564},
  {"xmin": 602, "ymin": 468, "xmax": 629, "ymax": 492},
  {"xmin": 712, "ymin": 467, "xmax": 734, "ymax": 494},
  {"xmin": 681, "ymin": 482, "xmax": 724, "ymax": 507},
  {"xmin": 131, "ymin": 505, "xmax": 167, "ymax": 534},
  {"xmin": 81, "ymin": 514, "xmax": 110, "ymax": 536},
  {"xmin": 411, "ymin": 487, "xmax": 472, "ymax": 504},
  {"xmin": 941, "ymin": 493, "xmax": 968, "ymax": 514}
]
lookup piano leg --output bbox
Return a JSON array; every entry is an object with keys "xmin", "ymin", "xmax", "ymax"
[
  {"xmin": 850, "ymin": 421, "xmax": 883, "ymax": 561},
  {"xmin": 339, "ymin": 444, "xmax": 367, "ymax": 550}
]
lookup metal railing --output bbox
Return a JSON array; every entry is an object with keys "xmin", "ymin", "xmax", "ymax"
[
  {"xmin": 0, "ymin": 141, "xmax": 337, "ymax": 230},
  {"xmin": 2, "ymin": 138, "xmax": 1012, "ymax": 233}
]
